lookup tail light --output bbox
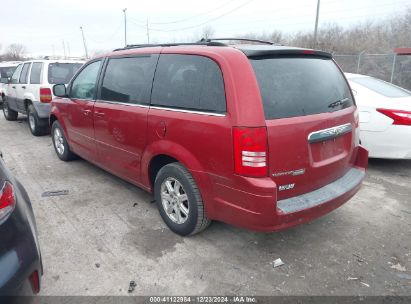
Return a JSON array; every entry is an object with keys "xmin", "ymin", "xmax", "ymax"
[
  {"xmin": 377, "ymin": 108, "xmax": 411, "ymax": 126},
  {"xmin": 233, "ymin": 127, "xmax": 268, "ymax": 177},
  {"xmin": 0, "ymin": 181, "xmax": 16, "ymax": 222},
  {"xmin": 40, "ymin": 88, "xmax": 52, "ymax": 103},
  {"xmin": 29, "ymin": 270, "xmax": 40, "ymax": 294}
]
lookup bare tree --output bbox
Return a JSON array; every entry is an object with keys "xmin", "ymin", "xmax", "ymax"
[
  {"xmin": 200, "ymin": 26, "xmax": 215, "ymax": 40},
  {"xmin": 4, "ymin": 44, "xmax": 27, "ymax": 61}
]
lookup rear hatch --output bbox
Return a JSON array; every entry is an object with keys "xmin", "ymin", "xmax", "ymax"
[{"xmin": 249, "ymin": 53, "xmax": 356, "ymax": 200}]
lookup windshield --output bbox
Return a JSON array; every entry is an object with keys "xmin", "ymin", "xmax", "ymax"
[
  {"xmin": 250, "ymin": 56, "xmax": 354, "ymax": 119},
  {"xmin": 0, "ymin": 66, "xmax": 17, "ymax": 80},
  {"xmin": 48, "ymin": 62, "xmax": 83, "ymax": 84},
  {"xmin": 350, "ymin": 76, "xmax": 411, "ymax": 98}
]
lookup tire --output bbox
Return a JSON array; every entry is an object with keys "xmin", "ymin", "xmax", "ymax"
[
  {"xmin": 154, "ymin": 162, "xmax": 211, "ymax": 236},
  {"xmin": 3, "ymin": 101, "xmax": 18, "ymax": 121},
  {"xmin": 51, "ymin": 120, "xmax": 76, "ymax": 161},
  {"xmin": 27, "ymin": 104, "xmax": 49, "ymax": 136}
]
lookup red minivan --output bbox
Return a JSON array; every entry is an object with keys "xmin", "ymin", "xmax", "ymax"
[{"xmin": 50, "ymin": 39, "xmax": 368, "ymax": 236}]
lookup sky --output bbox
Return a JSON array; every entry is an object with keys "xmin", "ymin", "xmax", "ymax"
[{"xmin": 0, "ymin": 0, "xmax": 409, "ymax": 58}]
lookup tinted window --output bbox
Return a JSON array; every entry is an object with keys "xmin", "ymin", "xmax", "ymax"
[
  {"xmin": 11, "ymin": 64, "xmax": 23, "ymax": 84},
  {"xmin": 250, "ymin": 57, "xmax": 353, "ymax": 119},
  {"xmin": 19, "ymin": 63, "xmax": 31, "ymax": 84},
  {"xmin": 70, "ymin": 61, "xmax": 101, "ymax": 100},
  {"xmin": 351, "ymin": 77, "xmax": 411, "ymax": 98},
  {"xmin": 30, "ymin": 62, "xmax": 43, "ymax": 84},
  {"xmin": 151, "ymin": 54, "xmax": 226, "ymax": 113},
  {"xmin": 101, "ymin": 56, "xmax": 156, "ymax": 104},
  {"xmin": 48, "ymin": 63, "xmax": 83, "ymax": 84}
]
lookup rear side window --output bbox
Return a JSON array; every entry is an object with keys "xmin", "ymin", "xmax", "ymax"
[
  {"xmin": 101, "ymin": 55, "xmax": 157, "ymax": 105},
  {"xmin": 350, "ymin": 77, "xmax": 411, "ymax": 98},
  {"xmin": 48, "ymin": 62, "xmax": 83, "ymax": 84},
  {"xmin": 151, "ymin": 54, "xmax": 226, "ymax": 113},
  {"xmin": 250, "ymin": 56, "xmax": 353, "ymax": 119},
  {"xmin": 19, "ymin": 63, "xmax": 31, "ymax": 84},
  {"xmin": 30, "ymin": 62, "xmax": 43, "ymax": 84}
]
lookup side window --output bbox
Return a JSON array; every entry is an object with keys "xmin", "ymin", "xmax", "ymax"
[
  {"xmin": 70, "ymin": 61, "xmax": 101, "ymax": 100},
  {"xmin": 101, "ymin": 55, "xmax": 156, "ymax": 104},
  {"xmin": 30, "ymin": 62, "xmax": 43, "ymax": 84},
  {"xmin": 19, "ymin": 63, "xmax": 31, "ymax": 84},
  {"xmin": 151, "ymin": 54, "xmax": 226, "ymax": 113},
  {"xmin": 11, "ymin": 64, "xmax": 23, "ymax": 84}
]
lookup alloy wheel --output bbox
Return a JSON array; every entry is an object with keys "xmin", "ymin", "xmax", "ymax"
[{"xmin": 160, "ymin": 177, "xmax": 189, "ymax": 224}]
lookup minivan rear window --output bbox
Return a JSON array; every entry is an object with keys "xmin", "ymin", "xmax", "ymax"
[
  {"xmin": 48, "ymin": 62, "xmax": 83, "ymax": 84},
  {"xmin": 250, "ymin": 56, "xmax": 353, "ymax": 119}
]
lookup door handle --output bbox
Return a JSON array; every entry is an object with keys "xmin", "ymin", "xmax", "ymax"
[
  {"xmin": 82, "ymin": 109, "xmax": 92, "ymax": 116},
  {"xmin": 12, "ymin": 86, "xmax": 16, "ymax": 89},
  {"xmin": 22, "ymin": 86, "xmax": 26, "ymax": 89},
  {"xmin": 95, "ymin": 112, "xmax": 105, "ymax": 118}
]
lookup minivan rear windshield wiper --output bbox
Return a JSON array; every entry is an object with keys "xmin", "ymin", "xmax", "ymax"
[{"xmin": 328, "ymin": 97, "xmax": 349, "ymax": 109}]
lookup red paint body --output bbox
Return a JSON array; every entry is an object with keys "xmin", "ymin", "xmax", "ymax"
[{"xmin": 50, "ymin": 45, "xmax": 368, "ymax": 232}]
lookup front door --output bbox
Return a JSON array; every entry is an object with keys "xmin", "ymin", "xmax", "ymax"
[
  {"xmin": 65, "ymin": 60, "xmax": 102, "ymax": 161},
  {"xmin": 15, "ymin": 62, "xmax": 31, "ymax": 112},
  {"xmin": 93, "ymin": 54, "xmax": 158, "ymax": 183}
]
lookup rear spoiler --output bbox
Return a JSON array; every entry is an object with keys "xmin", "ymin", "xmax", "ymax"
[{"xmin": 241, "ymin": 48, "xmax": 333, "ymax": 59}]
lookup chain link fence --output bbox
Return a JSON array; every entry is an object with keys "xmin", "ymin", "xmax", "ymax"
[{"xmin": 333, "ymin": 53, "xmax": 411, "ymax": 91}]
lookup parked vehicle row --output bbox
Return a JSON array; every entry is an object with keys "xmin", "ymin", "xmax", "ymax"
[
  {"xmin": 2, "ymin": 59, "xmax": 84, "ymax": 135},
  {"xmin": 0, "ymin": 40, "xmax": 370, "ymax": 294}
]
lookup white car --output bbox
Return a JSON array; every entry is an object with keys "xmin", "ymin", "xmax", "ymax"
[
  {"xmin": 345, "ymin": 73, "xmax": 411, "ymax": 159},
  {"xmin": 3, "ymin": 59, "xmax": 84, "ymax": 135},
  {"xmin": 0, "ymin": 61, "xmax": 22, "ymax": 104}
]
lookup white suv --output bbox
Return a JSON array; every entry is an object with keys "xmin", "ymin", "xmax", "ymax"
[
  {"xmin": 3, "ymin": 59, "xmax": 84, "ymax": 135},
  {"xmin": 0, "ymin": 61, "xmax": 21, "ymax": 105}
]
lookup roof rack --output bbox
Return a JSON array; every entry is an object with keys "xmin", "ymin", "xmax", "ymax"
[
  {"xmin": 199, "ymin": 38, "xmax": 274, "ymax": 45},
  {"xmin": 113, "ymin": 41, "xmax": 226, "ymax": 52}
]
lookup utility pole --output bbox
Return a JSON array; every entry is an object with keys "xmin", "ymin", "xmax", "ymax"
[
  {"xmin": 123, "ymin": 8, "xmax": 127, "ymax": 47},
  {"xmin": 62, "ymin": 40, "xmax": 66, "ymax": 59},
  {"xmin": 67, "ymin": 42, "xmax": 71, "ymax": 58},
  {"xmin": 146, "ymin": 19, "xmax": 150, "ymax": 44},
  {"xmin": 313, "ymin": 0, "xmax": 320, "ymax": 48},
  {"xmin": 80, "ymin": 26, "xmax": 89, "ymax": 59}
]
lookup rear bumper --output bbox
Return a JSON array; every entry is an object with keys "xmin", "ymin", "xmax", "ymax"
[
  {"xmin": 32, "ymin": 101, "xmax": 51, "ymax": 119},
  {"xmin": 205, "ymin": 145, "xmax": 368, "ymax": 232}
]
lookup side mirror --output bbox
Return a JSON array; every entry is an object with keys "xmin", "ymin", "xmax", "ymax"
[
  {"xmin": 7, "ymin": 77, "xmax": 12, "ymax": 84},
  {"xmin": 351, "ymin": 89, "xmax": 357, "ymax": 96},
  {"xmin": 53, "ymin": 84, "xmax": 67, "ymax": 97}
]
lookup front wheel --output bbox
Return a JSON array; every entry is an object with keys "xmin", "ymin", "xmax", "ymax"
[
  {"xmin": 154, "ymin": 162, "xmax": 211, "ymax": 236},
  {"xmin": 51, "ymin": 120, "xmax": 77, "ymax": 161},
  {"xmin": 3, "ymin": 101, "xmax": 18, "ymax": 121}
]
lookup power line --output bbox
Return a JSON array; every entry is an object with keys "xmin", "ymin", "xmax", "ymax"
[
  {"xmin": 149, "ymin": 0, "xmax": 238, "ymax": 25},
  {"xmin": 140, "ymin": 0, "xmax": 255, "ymax": 33}
]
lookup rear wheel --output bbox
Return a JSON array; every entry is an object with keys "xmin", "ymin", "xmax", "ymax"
[
  {"xmin": 27, "ymin": 104, "xmax": 48, "ymax": 136},
  {"xmin": 3, "ymin": 101, "xmax": 18, "ymax": 121},
  {"xmin": 154, "ymin": 162, "xmax": 211, "ymax": 236},
  {"xmin": 51, "ymin": 120, "xmax": 76, "ymax": 161}
]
